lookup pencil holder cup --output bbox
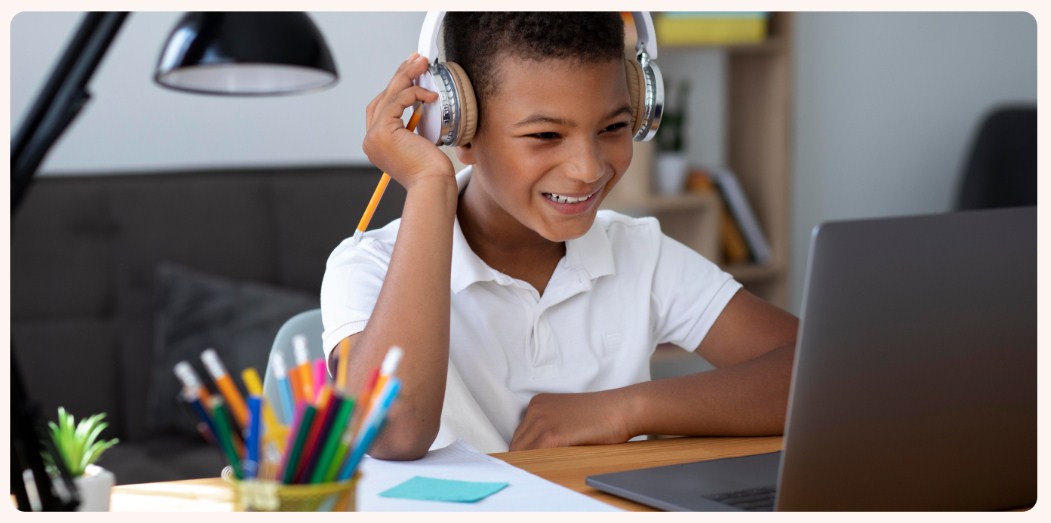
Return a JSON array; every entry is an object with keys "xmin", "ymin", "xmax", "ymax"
[{"xmin": 222, "ymin": 466, "xmax": 360, "ymax": 511}]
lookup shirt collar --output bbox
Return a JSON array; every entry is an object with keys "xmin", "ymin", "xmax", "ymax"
[{"xmin": 449, "ymin": 166, "xmax": 616, "ymax": 294}]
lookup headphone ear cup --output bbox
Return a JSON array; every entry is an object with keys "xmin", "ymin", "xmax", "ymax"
[
  {"xmin": 443, "ymin": 61, "xmax": 478, "ymax": 147},
  {"xmin": 623, "ymin": 56, "xmax": 646, "ymax": 138}
]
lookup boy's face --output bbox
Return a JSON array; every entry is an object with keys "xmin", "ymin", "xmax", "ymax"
[{"xmin": 457, "ymin": 55, "xmax": 634, "ymax": 242}]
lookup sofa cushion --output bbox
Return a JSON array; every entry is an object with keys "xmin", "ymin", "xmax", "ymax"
[{"xmin": 145, "ymin": 262, "xmax": 319, "ymax": 438}]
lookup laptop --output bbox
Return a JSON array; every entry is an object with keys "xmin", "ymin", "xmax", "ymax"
[{"xmin": 587, "ymin": 206, "xmax": 1037, "ymax": 511}]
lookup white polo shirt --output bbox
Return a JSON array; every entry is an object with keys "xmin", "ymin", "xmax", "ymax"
[{"xmin": 320, "ymin": 167, "xmax": 741, "ymax": 453}]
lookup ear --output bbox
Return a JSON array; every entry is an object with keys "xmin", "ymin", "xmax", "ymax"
[{"xmin": 454, "ymin": 143, "xmax": 475, "ymax": 165}]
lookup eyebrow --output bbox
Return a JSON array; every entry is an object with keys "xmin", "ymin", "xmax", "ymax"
[{"xmin": 511, "ymin": 105, "xmax": 633, "ymax": 129}]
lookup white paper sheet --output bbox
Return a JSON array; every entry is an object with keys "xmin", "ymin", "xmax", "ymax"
[{"xmin": 357, "ymin": 440, "xmax": 621, "ymax": 511}]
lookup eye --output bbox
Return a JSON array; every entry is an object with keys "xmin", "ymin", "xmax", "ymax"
[
  {"xmin": 601, "ymin": 121, "xmax": 629, "ymax": 134},
  {"xmin": 528, "ymin": 131, "xmax": 561, "ymax": 141}
]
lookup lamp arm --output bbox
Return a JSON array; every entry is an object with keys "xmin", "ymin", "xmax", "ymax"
[
  {"xmin": 11, "ymin": 11, "xmax": 128, "ymax": 214},
  {"xmin": 9, "ymin": 11, "xmax": 127, "ymax": 512}
]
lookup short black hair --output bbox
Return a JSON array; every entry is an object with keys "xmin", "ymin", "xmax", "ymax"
[{"xmin": 443, "ymin": 12, "xmax": 625, "ymax": 120}]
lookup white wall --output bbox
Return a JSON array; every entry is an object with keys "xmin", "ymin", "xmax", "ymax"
[
  {"xmin": 791, "ymin": 12, "xmax": 1037, "ymax": 311},
  {"xmin": 10, "ymin": 12, "xmax": 1038, "ymax": 313},
  {"xmin": 11, "ymin": 12, "xmax": 426, "ymax": 173}
]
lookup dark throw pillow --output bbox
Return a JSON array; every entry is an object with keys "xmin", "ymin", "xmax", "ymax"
[{"xmin": 146, "ymin": 262, "xmax": 319, "ymax": 437}]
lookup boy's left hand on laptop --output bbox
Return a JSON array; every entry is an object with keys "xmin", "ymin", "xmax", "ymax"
[{"xmin": 510, "ymin": 389, "xmax": 633, "ymax": 450}]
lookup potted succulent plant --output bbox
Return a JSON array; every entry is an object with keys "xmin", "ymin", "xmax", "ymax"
[{"xmin": 44, "ymin": 407, "xmax": 120, "ymax": 511}]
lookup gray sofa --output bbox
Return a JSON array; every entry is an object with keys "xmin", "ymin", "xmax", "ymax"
[{"xmin": 10, "ymin": 165, "xmax": 405, "ymax": 484}]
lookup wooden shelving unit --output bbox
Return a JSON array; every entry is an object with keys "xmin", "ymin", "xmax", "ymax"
[
  {"xmin": 605, "ymin": 12, "xmax": 795, "ymax": 377},
  {"xmin": 606, "ymin": 12, "xmax": 794, "ymax": 311}
]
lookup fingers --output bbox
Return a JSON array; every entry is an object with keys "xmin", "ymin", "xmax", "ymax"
[{"xmin": 366, "ymin": 53, "xmax": 434, "ymax": 128}]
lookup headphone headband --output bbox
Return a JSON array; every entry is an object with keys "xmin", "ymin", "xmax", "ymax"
[
  {"xmin": 418, "ymin": 11, "xmax": 658, "ymax": 63},
  {"xmin": 414, "ymin": 11, "xmax": 662, "ymax": 146}
]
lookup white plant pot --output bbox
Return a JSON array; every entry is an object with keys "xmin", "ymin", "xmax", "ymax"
[
  {"xmin": 654, "ymin": 152, "xmax": 689, "ymax": 195},
  {"xmin": 74, "ymin": 464, "xmax": 115, "ymax": 511}
]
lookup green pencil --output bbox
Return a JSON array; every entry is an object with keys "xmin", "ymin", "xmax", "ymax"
[
  {"xmin": 281, "ymin": 404, "xmax": 317, "ymax": 484},
  {"xmin": 322, "ymin": 425, "xmax": 355, "ymax": 483},
  {"xmin": 309, "ymin": 396, "xmax": 355, "ymax": 484},
  {"xmin": 209, "ymin": 397, "xmax": 243, "ymax": 480}
]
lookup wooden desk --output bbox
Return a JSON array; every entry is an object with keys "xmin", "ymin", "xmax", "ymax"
[{"xmin": 110, "ymin": 436, "xmax": 783, "ymax": 512}]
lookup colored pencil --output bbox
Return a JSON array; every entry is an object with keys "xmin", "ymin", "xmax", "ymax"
[
  {"xmin": 209, "ymin": 397, "xmax": 243, "ymax": 480},
  {"xmin": 297, "ymin": 391, "xmax": 343, "ymax": 484},
  {"xmin": 312, "ymin": 397, "xmax": 356, "ymax": 484},
  {"xmin": 201, "ymin": 349, "xmax": 249, "ymax": 429},
  {"xmin": 347, "ymin": 367, "xmax": 379, "ymax": 441},
  {"xmin": 244, "ymin": 395, "xmax": 262, "ymax": 479},
  {"xmin": 338, "ymin": 378, "xmax": 401, "ymax": 481},
  {"xmin": 335, "ymin": 338, "xmax": 351, "ymax": 393},
  {"xmin": 270, "ymin": 353, "xmax": 296, "ymax": 425},
  {"xmin": 313, "ymin": 358, "xmax": 327, "ymax": 402},
  {"xmin": 292, "ymin": 335, "xmax": 315, "ymax": 404},
  {"xmin": 181, "ymin": 387, "xmax": 217, "ymax": 445},
  {"xmin": 173, "ymin": 361, "xmax": 212, "ymax": 406},
  {"xmin": 293, "ymin": 386, "xmax": 333, "ymax": 483},
  {"xmin": 280, "ymin": 404, "xmax": 317, "ymax": 484}
]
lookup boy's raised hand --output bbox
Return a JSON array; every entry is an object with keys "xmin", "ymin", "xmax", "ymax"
[
  {"xmin": 510, "ymin": 390, "xmax": 635, "ymax": 450},
  {"xmin": 363, "ymin": 53, "xmax": 454, "ymax": 191}
]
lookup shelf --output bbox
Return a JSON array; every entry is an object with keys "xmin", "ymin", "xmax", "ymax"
[
  {"xmin": 601, "ymin": 191, "xmax": 716, "ymax": 215},
  {"xmin": 726, "ymin": 263, "xmax": 782, "ymax": 283}
]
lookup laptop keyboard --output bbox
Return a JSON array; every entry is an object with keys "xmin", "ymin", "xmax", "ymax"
[{"xmin": 710, "ymin": 486, "xmax": 777, "ymax": 511}]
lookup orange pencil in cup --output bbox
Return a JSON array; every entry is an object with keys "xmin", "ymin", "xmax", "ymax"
[
  {"xmin": 173, "ymin": 360, "xmax": 212, "ymax": 406},
  {"xmin": 369, "ymin": 346, "xmax": 404, "ymax": 413},
  {"xmin": 201, "ymin": 348, "xmax": 249, "ymax": 429},
  {"xmin": 292, "ymin": 334, "xmax": 315, "ymax": 403}
]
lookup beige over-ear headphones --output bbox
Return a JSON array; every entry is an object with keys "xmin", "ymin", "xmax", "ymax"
[{"xmin": 414, "ymin": 11, "xmax": 664, "ymax": 147}]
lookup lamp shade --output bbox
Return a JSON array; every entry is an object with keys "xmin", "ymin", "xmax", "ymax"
[{"xmin": 155, "ymin": 12, "xmax": 338, "ymax": 95}]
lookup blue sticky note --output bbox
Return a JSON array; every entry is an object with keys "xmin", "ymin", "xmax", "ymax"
[{"xmin": 379, "ymin": 476, "xmax": 509, "ymax": 503}]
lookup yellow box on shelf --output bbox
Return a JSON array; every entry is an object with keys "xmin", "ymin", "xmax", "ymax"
[{"xmin": 656, "ymin": 12, "xmax": 769, "ymax": 46}]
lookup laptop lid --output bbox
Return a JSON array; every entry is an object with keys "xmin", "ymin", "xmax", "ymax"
[
  {"xmin": 586, "ymin": 207, "xmax": 1036, "ymax": 511},
  {"xmin": 776, "ymin": 206, "xmax": 1036, "ymax": 510}
]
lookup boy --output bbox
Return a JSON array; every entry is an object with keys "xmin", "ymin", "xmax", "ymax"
[{"xmin": 321, "ymin": 13, "xmax": 798, "ymax": 460}]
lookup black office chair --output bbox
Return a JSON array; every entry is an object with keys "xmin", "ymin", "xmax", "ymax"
[{"xmin": 956, "ymin": 105, "xmax": 1036, "ymax": 210}]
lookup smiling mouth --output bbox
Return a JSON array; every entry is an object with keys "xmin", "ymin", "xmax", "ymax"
[{"xmin": 543, "ymin": 190, "xmax": 598, "ymax": 204}]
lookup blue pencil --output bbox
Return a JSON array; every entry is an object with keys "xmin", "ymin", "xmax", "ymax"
[
  {"xmin": 182, "ymin": 388, "xmax": 218, "ymax": 444},
  {"xmin": 271, "ymin": 353, "xmax": 296, "ymax": 424},
  {"xmin": 337, "ymin": 378, "xmax": 401, "ymax": 481},
  {"xmin": 244, "ymin": 395, "xmax": 262, "ymax": 479}
]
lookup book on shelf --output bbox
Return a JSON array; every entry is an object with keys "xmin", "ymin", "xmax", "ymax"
[
  {"xmin": 689, "ymin": 167, "xmax": 771, "ymax": 265},
  {"xmin": 655, "ymin": 12, "xmax": 769, "ymax": 47}
]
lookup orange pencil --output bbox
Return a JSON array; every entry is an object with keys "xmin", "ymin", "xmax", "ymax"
[
  {"xmin": 292, "ymin": 334, "xmax": 315, "ymax": 403},
  {"xmin": 173, "ymin": 360, "xmax": 212, "ymax": 406},
  {"xmin": 354, "ymin": 106, "xmax": 422, "ymax": 237},
  {"xmin": 201, "ymin": 349, "xmax": 249, "ymax": 429},
  {"xmin": 347, "ymin": 366, "xmax": 379, "ymax": 440},
  {"xmin": 370, "ymin": 346, "xmax": 404, "ymax": 413}
]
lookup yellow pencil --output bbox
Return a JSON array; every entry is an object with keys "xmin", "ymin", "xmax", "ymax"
[{"xmin": 336, "ymin": 338, "xmax": 351, "ymax": 393}]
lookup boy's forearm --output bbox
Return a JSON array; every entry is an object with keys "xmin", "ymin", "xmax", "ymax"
[
  {"xmin": 625, "ymin": 344, "xmax": 796, "ymax": 437},
  {"xmin": 345, "ymin": 176, "xmax": 459, "ymax": 458}
]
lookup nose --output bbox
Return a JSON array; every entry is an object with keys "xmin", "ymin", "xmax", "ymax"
[{"xmin": 564, "ymin": 137, "xmax": 604, "ymax": 184}]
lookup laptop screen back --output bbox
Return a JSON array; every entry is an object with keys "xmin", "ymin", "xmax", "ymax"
[{"xmin": 777, "ymin": 206, "xmax": 1036, "ymax": 510}]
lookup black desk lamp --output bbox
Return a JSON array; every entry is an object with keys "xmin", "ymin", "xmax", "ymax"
[{"xmin": 10, "ymin": 11, "xmax": 338, "ymax": 511}]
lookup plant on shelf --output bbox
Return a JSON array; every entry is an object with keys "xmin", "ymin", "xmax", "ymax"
[
  {"xmin": 43, "ymin": 407, "xmax": 119, "ymax": 511},
  {"xmin": 654, "ymin": 78, "xmax": 691, "ymax": 195},
  {"xmin": 656, "ymin": 78, "xmax": 689, "ymax": 154}
]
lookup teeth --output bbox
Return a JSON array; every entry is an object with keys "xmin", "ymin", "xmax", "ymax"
[{"xmin": 544, "ymin": 191, "xmax": 595, "ymax": 204}]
